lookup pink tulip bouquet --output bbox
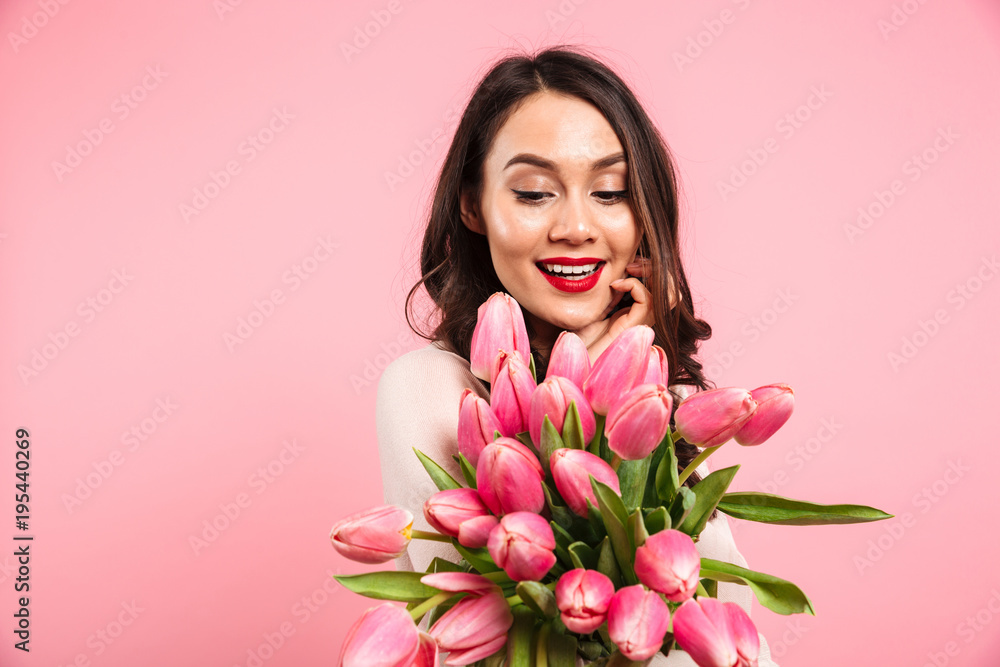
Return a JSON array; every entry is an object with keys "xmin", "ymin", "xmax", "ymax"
[{"xmin": 330, "ymin": 292, "xmax": 892, "ymax": 667}]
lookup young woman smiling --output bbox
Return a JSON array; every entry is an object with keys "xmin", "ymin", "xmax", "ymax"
[{"xmin": 375, "ymin": 46, "xmax": 778, "ymax": 666}]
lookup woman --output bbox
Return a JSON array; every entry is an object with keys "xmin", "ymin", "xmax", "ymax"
[{"xmin": 376, "ymin": 46, "xmax": 777, "ymax": 666}]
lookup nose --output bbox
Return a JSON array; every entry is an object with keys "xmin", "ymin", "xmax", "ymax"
[{"xmin": 547, "ymin": 191, "xmax": 597, "ymax": 245}]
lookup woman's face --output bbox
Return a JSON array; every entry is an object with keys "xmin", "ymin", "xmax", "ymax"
[{"xmin": 461, "ymin": 91, "xmax": 642, "ymax": 350}]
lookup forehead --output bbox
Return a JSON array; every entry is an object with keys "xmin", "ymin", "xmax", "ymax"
[{"xmin": 485, "ymin": 92, "xmax": 625, "ymax": 173}]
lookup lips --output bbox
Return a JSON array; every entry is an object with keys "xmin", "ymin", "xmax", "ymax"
[{"xmin": 536, "ymin": 259, "xmax": 606, "ymax": 293}]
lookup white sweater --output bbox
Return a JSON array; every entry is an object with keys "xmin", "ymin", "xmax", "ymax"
[{"xmin": 375, "ymin": 340, "xmax": 778, "ymax": 666}]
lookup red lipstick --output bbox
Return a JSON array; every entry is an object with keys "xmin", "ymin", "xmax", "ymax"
[{"xmin": 536, "ymin": 258, "xmax": 605, "ymax": 293}]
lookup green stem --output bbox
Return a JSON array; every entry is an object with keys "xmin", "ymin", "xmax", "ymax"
[
  {"xmin": 409, "ymin": 591, "xmax": 453, "ymax": 622},
  {"xmin": 410, "ymin": 529, "xmax": 452, "ymax": 542},
  {"xmin": 610, "ymin": 453, "xmax": 622, "ymax": 471},
  {"xmin": 536, "ymin": 622, "xmax": 550, "ymax": 667},
  {"xmin": 671, "ymin": 429, "xmax": 685, "ymax": 444},
  {"xmin": 677, "ymin": 445, "xmax": 722, "ymax": 486}
]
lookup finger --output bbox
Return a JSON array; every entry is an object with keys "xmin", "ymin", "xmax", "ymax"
[
  {"xmin": 609, "ymin": 277, "xmax": 655, "ymax": 328},
  {"xmin": 626, "ymin": 259, "xmax": 652, "ymax": 278}
]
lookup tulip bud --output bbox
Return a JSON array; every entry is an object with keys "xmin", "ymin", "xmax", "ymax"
[
  {"xmin": 457, "ymin": 514, "xmax": 500, "ymax": 549},
  {"xmin": 674, "ymin": 387, "xmax": 757, "ymax": 448},
  {"xmin": 605, "ymin": 383, "xmax": 673, "ymax": 461},
  {"xmin": 424, "ymin": 488, "xmax": 493, "ymax": 541},
  {"xmin": 607, "ymin": 585, "xmax": 671, "ymax": 662},
  {"xmin": 725, "ymin": 602, "xmax": 760, "ymax": 667},
  {"xmin": 429, "ymin": 590, "xmax": 513, "ymax": 666},
  {"xmin": 338, "ymin": 602, "xmax": 422, "ymax": 667},
  {"xmin": 672, "ymin": 597, "xmax": 739, "ymax": 667},
  {"xmin": 470, "ymin": 292, "xmax": 532, "ymax": 384},
  {"xmin": 476, "ymin": 437, "xmax": 545, "ymax": 516},
  {"xmin": 546, "ymin": 331, "xmax": 592, "ymax": 387},
  {"xmin": 583, "ymin": 325, "xmax": 655, "ymax": 415},
  {"xmin": 634, "ymin": 529, "xmax": 700, "ymax": 602},
  {"xmin": 555, "ymin": 568, "xmax": 615, "ymax": 634},
  {"xmin": 330, "ymin": 506, "xmax": 413, "ymax": 564},
  {"xmin": 549, "ymin": 448, "xmax": 621, "ymax": 518},
  {"xmin": 458, "ymin": 389, "xmax": 503, "ymax": 467},
  {"xmin": 642, "ymin": 344, "xmax": 670, "ymax": 386},
  {"xmin": 487, "ymin": 511, "xmax": 557, "ymax": 582},
  {"xmin": 529, "ymin": 375, "xmax": 596, "ymax": 446},
  {"xmin": 491, "ymin": 353, "xmax": 537, "ymax": 437},
  {"xmin": 733, "ymin": 384, "xmax": 794, "ymax": 447}
]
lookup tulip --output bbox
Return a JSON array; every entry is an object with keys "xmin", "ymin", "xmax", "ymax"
[
  {"xmin": 476, "ymin": 437, "xmax": 545, "ymax": 516},
  {"xmin": 550, "ymin": 448, "xmax": 620, "ymax": 517},
  {"xmin": 456, "ymin": 514, "xmax": 499, "ymax": 549},
  {"xmin": 487, "ymin": 511, "xmax": 557, "ymax": 581},
  {"xmin": 529, "ymin": 375, "xmax": 596, "ymax": 446},
  {"xmin": 423, "ymin": 488, "xmax": 494, "ymax": 546},
  {"xmin": 546, "ymin": 330, "xmax": 592, "ymax": 387},
  {"xmin": 605, "ymin": 383, "xmax": 673, "ymax": 461},
  {"xmin": 555, "ymin": 568, "xmax": 615, "ymax": 634},
  {"xmin": 338, "ymin": 602, "xmax": 422, "ymax": 667},
  {"xmin": 470, "ymin": 292, "xmax": 532, "ymax": 384},
  {"xmin": 422, "ymin": 572, "xmax": 500, "ymax": 595},
  {"xmin": 672, "ymin": 597, "xmax": 739, "ymax": 667},
  {"xmin": 733, "ymin": 384, "xmax": 794, "ymax": 447},
  {"xmin": 413, "ymin": 633, "xmax": 440, "ymax": 667},
  {"xmin": 725, "ymin": 602, "xmax": 760, "ymax": 667},
  {"xmin": 642, "ymin": 344, "xmax": 670, "ymax": 386},
  {"xmin": 634, "ymin": 529, "xmax": 700, "ymax": 602},
  {"xmin": 458, "ymin": 389, "xmax": 503, "ymax": 466},
  {"xmin": 491, "ymin": 353, "xmax": 537, "ymax": 437},
  {"xmin": 607, "ymin": 585, "xmax": 671, "ymax": 662},
  {"xmin": 674, "ymin": 387, "xmax": 757, "ymax": 448},
  {"xmin": 429, "ymin": 590, "xmax": 513, "ymax": 666},
  {"xmin": 584, "ymin": 325, "xmax": 655, "ymax": 415},
  {"xmin": 330, "ymin": 506, "xmax": 413, "ymax": 564}
]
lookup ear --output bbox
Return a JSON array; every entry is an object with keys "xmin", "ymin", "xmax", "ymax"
[{"xmin": 459, "ymin": 190, "xmax": 484, "ymax": 235}]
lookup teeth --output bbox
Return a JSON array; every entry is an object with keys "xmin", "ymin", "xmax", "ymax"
[{"xmin": 542, "ymin": 262, "xmax": 599, "ymax": 278}]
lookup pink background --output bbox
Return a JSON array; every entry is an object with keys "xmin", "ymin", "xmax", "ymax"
[{"xmin": 2, "ymin": 1, "xmax": 999, "ymax": 665}]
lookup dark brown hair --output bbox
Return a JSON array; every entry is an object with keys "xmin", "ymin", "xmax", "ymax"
[{"xmin": 404, "ymin": 45, "xmax": 714, "ymax": 487}]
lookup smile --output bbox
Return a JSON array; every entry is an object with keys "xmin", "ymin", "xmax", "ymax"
[{"xmin": 536, "ymin": 261, "xmax": 605, "ymax": 292}]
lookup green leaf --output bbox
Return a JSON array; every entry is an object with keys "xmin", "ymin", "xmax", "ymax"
[
  {"xmin": 563, "ymin": 401, "xmax": 586, "ymax": 450},
  {"xmin": 453, "ymin": 541, "xmax": 499, "ymax": 573},
  {"xmin": 551, "ymin": 522, "xmax": 577, "ymax": 568},
  {"xmin": 617, "ymin": 454, "xmax": 653, "ymax": 511},
  {"xmin": 569, "ymin": 541, "xmax": 599, "ymax": 570},
  {"xmin": 677, "ymin": 465, "xmax": 740, "ymax": 536},
  {"xmin": 426, "ymin": 557, "xmax": 464, "ymax": 574},
  {"xmin": 627, "ymin": 509, "xmax": 649, "ymax": 548},
  {"xmin": 334, "ymin": 571, "xmax": 439, "ymax": 602},
  {"xmin": 644, "ymin": 506, "xmax": 669, "ymax": 535},
  {"xmin": 596, "ymin": 536, "xmax": 623, "ymax": 588},
  {"xmin": 507, "ymin": 606, "xmax": 537, "ymax": 667},
  {"xmin": 586, "ymin": 499, "xmax": 606, "ymax": 537},
  {"xmin": 528, "ymin": 352, "xmax": 538, "ymax": 384},
  {"xmin": 716, "ymin": 493, "xmax": 895, "ymax": 525},
  {"xmin": 588, "ymin": 414, "xmax": 606, "ymax": 456},
  {"xmin": 516, "ymin": 581, "xmax": 558, "ymax": 618},
  {"xmin": 655, "ymin": 441, "xmax": 680, "ymax": 503},
  {"xmin": 455, "ymin": 452, "xmax": 478, "ymax": 489},
  {"xmin": 516, "ymin": 431, "xmax": 535, "ymax": 449},
  {"xmin": 668, "ymin": 487, "xmax": 695, "ymax": 529},
  {"xmin": 413, "ymin": 448, "xmax": 462, "ymax": 491},
  {"xmin": 700, "ymin": 557, "xmax": 816, "ymax": 616},
  {"xmin": 591, "ymin": 478, "xmax": 637, "ymax": 585},
  {"xmin": 540, "ymin": 416, "xmax": 564, "ymax": 476},
  {"xmin": 700, "ymin": 578, "xmax": 718, "ymax": 598},
  {"xmin": 543, "ymin": 482, "xmax": 578, "ymax": 530}
]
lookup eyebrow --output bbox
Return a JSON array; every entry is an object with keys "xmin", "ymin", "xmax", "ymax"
[{"xmin": 502, "ymin": 151, "xmax": 627, "ymax": 172}]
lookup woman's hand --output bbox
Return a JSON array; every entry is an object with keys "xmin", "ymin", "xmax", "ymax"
[{"xmin": 573, "ymin": 258, "xmax": 655, "ymax": 365}]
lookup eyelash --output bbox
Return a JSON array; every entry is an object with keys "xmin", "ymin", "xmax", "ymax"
[{"xmin": 511, "ymin": 189, "xmax": 629, "ymax": 206}]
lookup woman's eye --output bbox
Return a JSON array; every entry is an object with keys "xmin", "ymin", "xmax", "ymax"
[
  {"xmin": 511, "ymin": 189, "xmax": 549, "ymax": 203},
  {"xmin": 594, "ymin": 190, "xmax": 629, "ymax": 204}
]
